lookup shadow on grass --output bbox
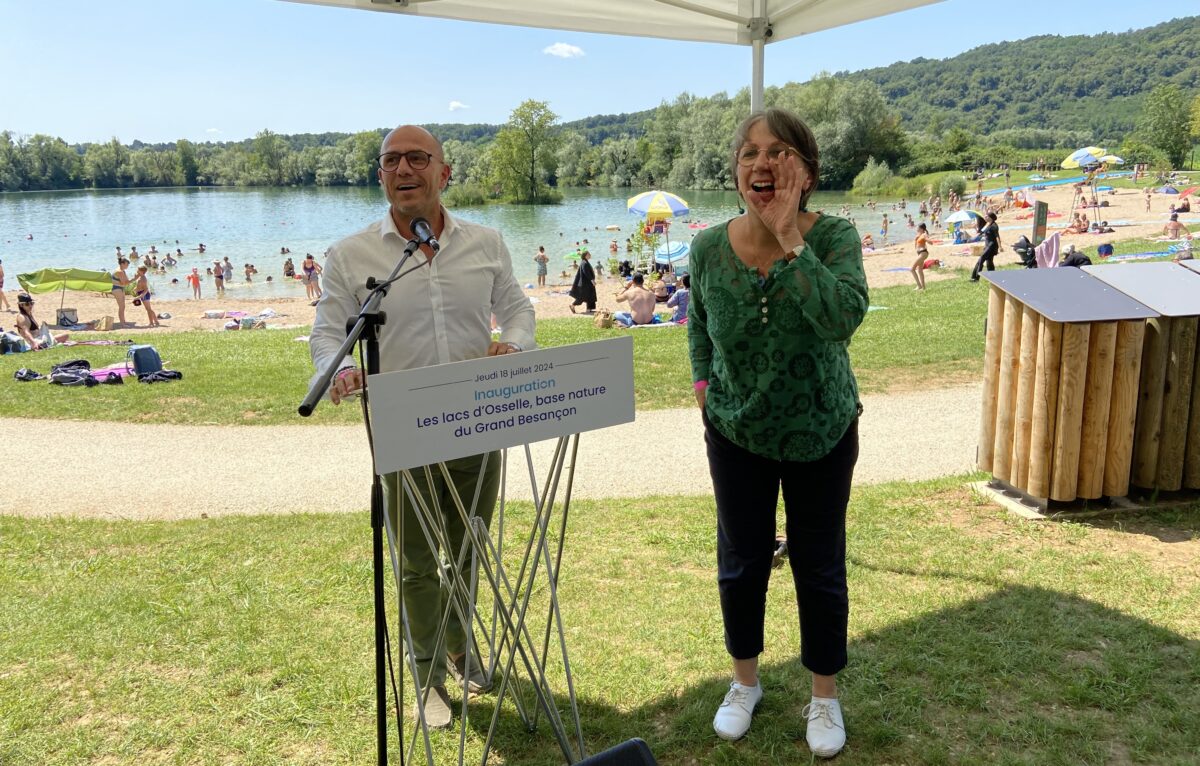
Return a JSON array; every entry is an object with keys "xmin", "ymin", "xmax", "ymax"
[{"xmin": 479, "ymin": 585, "xmax": 1199, "ymax": 765}]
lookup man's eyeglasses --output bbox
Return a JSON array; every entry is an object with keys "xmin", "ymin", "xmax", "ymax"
[
  {"xmin": 376, "ymin": 150, "xmax": 438, "ymax": 172},
  {"xmin": 736, "ymin": 144, "xmax": 802, "ymax": 167}
]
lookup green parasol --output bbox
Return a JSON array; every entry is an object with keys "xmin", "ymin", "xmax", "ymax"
[{"xmin": 17, "ymin": 267, "xmax": 121, "ymax": 312}]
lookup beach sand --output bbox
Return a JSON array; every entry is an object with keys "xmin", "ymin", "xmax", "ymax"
[{"xmin": 4, "ymin": 185, "xmax": 1192, "ymax": 334}]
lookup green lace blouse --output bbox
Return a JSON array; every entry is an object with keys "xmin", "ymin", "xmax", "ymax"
[{"xmin": 687, "ymin": 215, "xmax": 868, "ymax": 461}]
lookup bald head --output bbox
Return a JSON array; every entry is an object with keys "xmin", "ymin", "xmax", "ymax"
[{"xmin": 380, "ymin": 125, "xmax": 442, "ymax": 157}]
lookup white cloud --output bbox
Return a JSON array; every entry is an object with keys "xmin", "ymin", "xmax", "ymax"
[
  {"xmin": 543, "ymin": 42, "xmax": 584, "ymax": 59},
  {"xmin": 448, "ymin": 101, "xmax": 470, "ymax": 112},
  {"xmin": 205, "ymin": 128, "xmax": 221, "ymax": 134}
]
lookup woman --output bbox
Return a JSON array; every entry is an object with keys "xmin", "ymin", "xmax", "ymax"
[
  {"xmin": 112, "ymin": 257, "xmax": 130, "ymax": 326},
  {"xmin": 911, "ymin": 222, "xmax": 930, "ymax": 291},
  {"xmin": 133, "ymin": 265, "xmax": 160, "ymax": 327},
  {"xmin": 302, "ymin": 253, "xmax": 322, "ymax": 302},
  {"xmin": 970, "ymin": 212, "xmax": 1001, "ymax": 282},
  {"xmin": 688, "ymin": 107, "xmax": 866, "ymax": 758},
  {"xmin": 534, "ymin": 246, "xmax": 549, "ymax": 288},
  {"xmin": 213, "ymin": 260, "xmax": 225, "ymax": 295},
  {"xmin": 14, "ymin": 293, "xmax": 69, "ymax": 350},
  {"xmin": 568, "ymin": 251, "xmax": 596, "ymax": 313}
]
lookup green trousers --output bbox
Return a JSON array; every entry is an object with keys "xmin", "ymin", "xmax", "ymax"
[{"xmin": 383, "ymin": 451, "xmax": 500, "ymax": 687}]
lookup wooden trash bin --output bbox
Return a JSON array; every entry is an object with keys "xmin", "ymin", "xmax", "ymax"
[
  {"xmin": 978, "ymin": 269, "xmax": 1156, "ymax": 502},
  {"xmin": 1084, "ymin": 262, "xmax": 1200, "ymax": 492}
]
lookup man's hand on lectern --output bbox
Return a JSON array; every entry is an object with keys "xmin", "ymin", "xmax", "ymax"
[{"xmin": 486, "ymin": 341, "xmax": 521, "ymax": 356}]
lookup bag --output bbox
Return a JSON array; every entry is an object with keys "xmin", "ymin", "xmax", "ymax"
[
  {"xmin": 50, "ymin": 368, "xmax": 98, "ymax": 387},
  {"xmin": 138, "ymin": 369, "xmax": 183, "ymax": 384},
  {"xmin": 593, "ymin": 309, "xmax": 614, "ymax": 329},
  {"xmin": 126, "ymin": 344, "xmax": 163, "ymax": 376},
  {"xmin": 51, "ymin": 359, "xmax": 91, "ymax": 375},
  {"xmin": 13, "ymin": 368, "xmax": 45, "ymax": 382},
  {"xmin": 56, "ymin": 308, "xmax": 79, "ymax": 326},
  {"xmin": 132, "ymin": 298, "xmax": 142, "ymax": 306},
  {"xmin": 94, "ymin": 315, "xmax": 115, "ymax": 331}
]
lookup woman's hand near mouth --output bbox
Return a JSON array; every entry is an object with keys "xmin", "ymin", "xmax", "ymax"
[{"xmin": 750, "ymin": 152, "xmax": 805, "ymax": 251}]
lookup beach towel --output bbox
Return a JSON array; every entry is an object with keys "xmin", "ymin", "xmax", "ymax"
[{"xmin": 1035, "ymin": 232, "xmax": 1062, "ymax": 269}]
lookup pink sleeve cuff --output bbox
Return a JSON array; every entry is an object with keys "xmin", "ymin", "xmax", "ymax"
[{"xmin": 693, "ymin": 380, "xmax": 709, "ymax": 392}]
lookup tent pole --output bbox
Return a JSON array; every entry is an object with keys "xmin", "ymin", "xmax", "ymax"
[{"xmin": 750, "ymin": 2, "xmax": 766, "ymax": 112}]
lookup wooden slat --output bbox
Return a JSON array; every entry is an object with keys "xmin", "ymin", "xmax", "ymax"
[
  {"xmin": 1133, "ymin": 317, "xmax": 1171, "ymax": 488},
  {"xmin": 978, "ymin": 287, "xmax": 1006, "ymax": 472},
  {"xmin": 992, "ymin": 295, "xmax": 1024, "ymax": 483},
  {"xmin": 1028, "ymin": 318, "xmax": 1063, "ymax": 499},
  {"xmin": 1050, "ymin": 322, "xmax": 1090, "ymax": 501},
  {"xmin": 1155, "ymin": 317, "xmax": 1198, "ymax": 490},
  {"xmin": 1104, "ymin": 321, "xmax": 1146, "ymax": 498},
  {"xmin": 1077, "ymin": 322, "xmax": 1117, "ymax": 499}
]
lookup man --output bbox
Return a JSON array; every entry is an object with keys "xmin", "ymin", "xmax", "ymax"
[
  {"xmin": 1164, "ymin": 213, "xmax": 1191, "ymax": 240},
  {"xmin": 309, "ymin": 125, "xmax": 535, "ymax": 728},
  {"xmin": 613, "ymin": 272, "xmax": 657, "ymax": 327}
]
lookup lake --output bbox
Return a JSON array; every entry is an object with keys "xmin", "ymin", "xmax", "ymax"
[{"xmin": 0, "ymin": 186, "xmax": 883, "ymax": 302}]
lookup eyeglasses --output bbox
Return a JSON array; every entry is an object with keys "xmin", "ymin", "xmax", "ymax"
[
  {"xmin": 736, "ymin": 144, "xmax": 802, "ymax": 167},
  {"xmin": 376, "ymin": 150, "xmax": 438, "ymax": 172}
]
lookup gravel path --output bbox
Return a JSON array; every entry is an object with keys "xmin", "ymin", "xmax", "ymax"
[{"xmin": 2, "ymin": 384, "xmax": 980, "ymax": 521}]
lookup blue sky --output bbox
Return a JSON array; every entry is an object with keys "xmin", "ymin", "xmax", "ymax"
[{"xmin": 0, "ymin": 1, "xmax": 1189, "ymax": 145}]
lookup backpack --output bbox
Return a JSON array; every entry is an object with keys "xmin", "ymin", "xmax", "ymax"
[{"xmin": 126, "ymin": 345, "xmax": 163, "ymax": 376}]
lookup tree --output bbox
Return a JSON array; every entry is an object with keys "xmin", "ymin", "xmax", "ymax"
[
  {"xmin": 1138, "ymin": 84, "xmax": 1190, "ymax": 168},
  {"xmin": 83, "ymin": 138, "xmax": 129, "ymax": 188},
  {"xmin": 176, "ymin": 139, "xmax": 199, "ymax": 185},
  {"xmin": 490, "ymin": 100, "xmax": 561, "ymax": 203},
  {"xmin": 251, "ymin": 129, "xmax": 287, "ymax": 185},
  {"xmin": 1189, "ymin": 94, "xmax": 1200, "ymax": 170}
]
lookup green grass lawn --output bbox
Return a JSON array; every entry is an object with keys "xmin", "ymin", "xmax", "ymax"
[
  {"xmin": 0, "ymin": 278, "xmax": 992, "ymax": 424},
  {"xmin": 2, "ymin": 478, "xmax": 1197, "ymax": 765}
]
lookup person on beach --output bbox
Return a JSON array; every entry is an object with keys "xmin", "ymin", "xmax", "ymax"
[
  {"xmin": 186, "ymin": 267, "xmax": 202, "ymax": 299},
  {"xmin": 534, "ymin": 245, "xmax": 549, "ymax": 287},
  {"xmin": 1163, "ymin": 214, "xmax": 1190, "ymax": 239},
  {"xmin": 14, "ymin": 293, "xmax": 70, "ymax": 350},
  {"xmin": 134, "ymin": 265, "xmax": 160, "ymax": 327},
  {"xmin": 0, "ymin": 260, "xmax": 10, "ymax": 311},
  {"xmin": 911, "ymin": 222, "xmax": 930, "ymax": 291},
  {"xmin": 213, "ymin": 261, "xmax": 225, "ymax": 295},
  {"xmin": 687, "ymin": 107, "xmax": 866, "ymax": 758},
  {"xmin": 970, "ymin": 212, "xmax": 1001, "ymax": 282},
  {"xmin": 666, "ymin": 273, "xmax": 690, "ymax": 323},
  {"xmin": 568, "ymin": 250, "xmax": 596, "ymax": 313},
  {"xmin": 283, "ymin": 258, "xmax": 295, "ymax": 278},
  {"xmin": 222, "ymin": 257, "xmax": 233, "ymax": 285},
  {"xmin": 310, "ymin": 124, "xmax": 533, "ymax": 729},
  {"xmin": 112, "ymin": 257, "xmax": 130, "ymax": 326},
  {"xmin": 302, "ymin": 253, "xmax": 322, "ymax": 302},
  {"xmin": 613, "ymin": 272, "xmax": 656, "ymax": 326}
]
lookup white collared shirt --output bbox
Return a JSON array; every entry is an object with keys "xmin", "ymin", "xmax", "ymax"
[{"xmin": 309, "ymin": 209, "xmax": 536, "ymax": 386}]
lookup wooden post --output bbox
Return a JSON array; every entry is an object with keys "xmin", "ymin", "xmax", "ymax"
[
  {"xmin": 1185, "ymin": 332, "xmax": 1200, "ymax": 489},
  {"xmin": 1050, "ymin": 322, "xmax": 1090, "ymax": 501},
  {"xmin": 992, "ymin": 296, "xmax": 1024, "ymax": 483},
  {"xmin": 1028, "ymin": 318, "xmax": 1063, "ymax": 499},
  {"xmin": 1155, "ymin": 317, "xmax": 1198, "ymax": 491},
  {"xmin": 1011, "ymin": 303, "xmax": 1040, "ymax": 491},
  {"xmin": 978, "ymin": 287, "xmax": 1006, "ymax": 472},
  {"xmin": 1076, "ymin": 322, "xmax": 1117, "ymax": 499},
  {"xmin": 1133, "ymin": 317, "xmax": 1171, "ymax": 488},
  {"xmin": 1104, "ymin": 321, "xmax": 1146, "ymax": 498}
]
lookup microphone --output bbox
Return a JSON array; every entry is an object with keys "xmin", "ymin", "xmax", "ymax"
[{"xmin": 409, "ymin": 217, "xmax": 440, "ymax": 252}]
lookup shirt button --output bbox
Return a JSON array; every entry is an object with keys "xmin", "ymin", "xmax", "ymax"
[
  {"xmin": 761, "ymin": 317, "xmax": 768, "ymax": 324},
  {"xmin": 761, "ymin": 297, "xmax": 767, "ymax": 304},
  {"xmin": 761, "ymin": 306, "xmax": 768, "ymax": 314}
]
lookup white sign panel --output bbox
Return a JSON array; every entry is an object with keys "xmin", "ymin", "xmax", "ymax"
[{"xmin": 367, "ymin": 337, "xmax": 635, "ymax": 474}]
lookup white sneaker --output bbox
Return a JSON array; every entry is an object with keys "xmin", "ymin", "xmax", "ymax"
[
  {"xmin": 712, "ymin": 680, "xmax": 762, "ymax": 740},
  {"xmin": 803, "ymin": 696, "xmax": 846, "ymax": 758}
]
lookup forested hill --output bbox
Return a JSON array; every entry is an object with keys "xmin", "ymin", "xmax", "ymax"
[{"xmin": 841, "ymin": 15, "xmax": 1200, "ymax": 142}]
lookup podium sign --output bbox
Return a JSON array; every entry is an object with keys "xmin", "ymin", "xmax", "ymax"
[
  {"xmin": 367, "ymin": 337, "xmax": 635, "ymax": 474},
  {"xmin": 1032, "ymin": 200, "xmax": 1049, "ymax": 246}
]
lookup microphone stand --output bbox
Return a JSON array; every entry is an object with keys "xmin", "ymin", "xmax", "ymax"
[{"xmin": 299, "ymin": 235, "xmax": 427, "ymax": 766}]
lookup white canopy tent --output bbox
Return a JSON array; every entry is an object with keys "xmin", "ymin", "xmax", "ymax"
[{"xmin": 282, "ymin": 0, "xmax": 945, "ymax": 111}]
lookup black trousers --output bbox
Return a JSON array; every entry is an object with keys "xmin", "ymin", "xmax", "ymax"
[
  {"xmin": 705, "ymin": 414, "xmax": 859, "ymax": 676},
  {"xmin": 971, "ymin": 246, "xmax": 998, "ymax": 280}
]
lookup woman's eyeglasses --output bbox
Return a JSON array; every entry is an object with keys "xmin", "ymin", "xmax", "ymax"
[
  {"xmin": 736, "ymin": 145, "xmax": 802, "ymax": 167},
  {"xmin": 376, "ymin": 150, "xmax": 438, "ymax": 172}
]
